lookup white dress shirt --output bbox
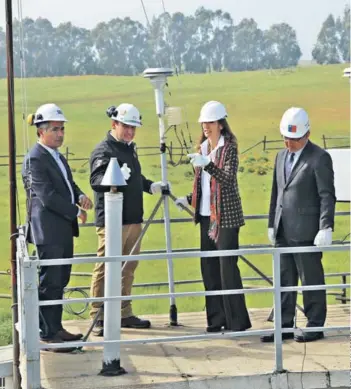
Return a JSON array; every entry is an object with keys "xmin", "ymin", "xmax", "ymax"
[
  {"xmin": 39, "ymin": 142, "xmax": 75, "ymax": 204},
  {"xmin": 286, "ymin": 141, "xmax": 308, "ymax": 172},
  {"xmin": 199, "ymin": 136, "xmax": 225, "ymax": 216}
]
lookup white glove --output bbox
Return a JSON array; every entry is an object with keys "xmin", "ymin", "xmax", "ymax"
[
  {"xmin": 150, "ymin": 181, "xmax": 172, "ymax": 194},
  {"xmin": 175, "ymin": 196, "xmax": 189, "ymax": 211},
  {"xmin": 120, "ymin": 163, "xmax": 131, "ymax": 180},
  {"xmin": 268, "ymin": 228, "xmax": 275, "ymax": 245},
  {"xmin": 314, "ymin": 228, "xmax": 333, "ymax": 246},
  {"xmin": 187, "ymin": 153, "xmax": 211, "ymax": 167}
]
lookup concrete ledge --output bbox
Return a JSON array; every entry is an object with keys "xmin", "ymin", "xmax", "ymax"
[
  {"xmin": 0, "ymin": 346, "xmax": 12, "ymax": 377},
  {"xmin": 38, "ymin": 370, "xmax": 350, "ymax": 389}
]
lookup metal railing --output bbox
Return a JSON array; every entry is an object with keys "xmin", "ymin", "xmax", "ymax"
[
  {"xmin": 44, "ymin": 210, "xmax": 351, "ymax": 311},
  {"xmin": 16, "ymin": 228, "xmax": 350, "ymax": 389},
  {"xmin": 2, "ymin": 211, "xmax": 349, "ymax": 310},
  {"xmin": 0, "ymin": 134, "xmax": 348, "ymax": 167}
]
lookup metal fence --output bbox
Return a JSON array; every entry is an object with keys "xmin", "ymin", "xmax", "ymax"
[
  {"xmin": 15, "ymin": 228, "xmax": 350, "ymax": 389},
  {"xmin": 0, "ymin": 135, "xmax": 349, "ymax": 167},
  {"xmin": 1, "ymin": 212, "xmax": 349, "ymax": 311}
]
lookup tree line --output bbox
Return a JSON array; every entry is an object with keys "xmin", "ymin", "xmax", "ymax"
[{"xmin": 0, "ymin": 6, "xmax": 349, "ymax": 78}]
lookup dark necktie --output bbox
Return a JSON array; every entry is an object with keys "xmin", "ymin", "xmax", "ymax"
[{"xmin": 285, "ymin": 152, "xmax": 295, "ymax": 180}]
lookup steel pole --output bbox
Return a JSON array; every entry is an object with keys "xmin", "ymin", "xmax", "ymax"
[
  {"xmin": 99, "ymin": 190, "xmax": 126, "ymax": 376},
  {"xmin": 5, "ymin": 0, "xmax": 21, "ymax": 386}
]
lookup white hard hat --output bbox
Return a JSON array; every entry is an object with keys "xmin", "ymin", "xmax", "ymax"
[
  {"xmin": 198, "ymin": 101, "xmax": 227, "ymax": 123},
  {"xmin": 106, "ymin": 103, "xmax": 142, "ymax": 127},
  {"xmin": 280, "ymin": 107, "xmax": 310, "ymax": 138},
  {"xmin": 28, "ymin": 103, "xmax": 68, "ymax": 125}
]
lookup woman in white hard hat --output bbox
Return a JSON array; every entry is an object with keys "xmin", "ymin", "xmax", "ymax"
[{"xmin": 176, "ymin": 101, "xmax": 251, "ymax": 332}]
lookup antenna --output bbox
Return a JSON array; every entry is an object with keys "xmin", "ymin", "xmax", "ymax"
[{"xmin": 142, "ymin": 67, "xmax": 179, "ymax": 326}]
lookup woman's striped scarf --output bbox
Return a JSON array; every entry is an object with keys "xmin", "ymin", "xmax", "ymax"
[{"xmin": 191, "ymin": 141, "xmax": 230, "ymax": 242}]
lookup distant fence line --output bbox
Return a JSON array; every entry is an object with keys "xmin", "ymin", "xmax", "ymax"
[{"xmin": 0, "ymin": 135, "xmax": 348, "ymax": 167}]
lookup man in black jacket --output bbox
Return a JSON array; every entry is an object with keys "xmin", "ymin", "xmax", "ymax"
[{"xmin": 89, "ymin": 103, "xmax": 165, "ymax": 335}]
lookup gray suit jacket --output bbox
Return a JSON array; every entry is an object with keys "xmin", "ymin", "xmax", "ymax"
[{"xmin": 268, "ymin": 140, "xmax": 336, "ymax": 243}]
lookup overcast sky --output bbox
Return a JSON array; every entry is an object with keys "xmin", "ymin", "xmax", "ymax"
[{"xmin": 0, "ymin": 0, "xmax": 348, "ymax": 59}]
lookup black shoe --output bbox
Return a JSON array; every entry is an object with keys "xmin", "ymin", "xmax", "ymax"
[
  {"xmin": 40, "ymin": 335, "xmax": 78, "ymax": 353},
  {"xmin": 92, "ymin": 320, "xmax": 104, "ymax": 337},
  {"xmin": 121, "ymin": 316, "xmax": 151, "ymax": 329},
  {"xmin": 294, "ymin": 331, "xmax": 324, "ymax": 343},
  {"xmin": 57, "ymin": 328, "xmax": 83, "ymax": 342},
  {"xmin": 260, "ymin": 332, "xmax": 294, "ymax": 343},
  {"xmin": 206, "ymin": 325, "xmax": 225, "ymax": 333}
]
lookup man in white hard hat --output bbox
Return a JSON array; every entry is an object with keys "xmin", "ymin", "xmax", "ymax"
[
  {"xmin": 89, "ymin": 103, "xmax": 168, "ymax": 335},
  {"xmin": 261, "ymin": 107, "xmax": 336, "ymax": 343},
  {"xmin": 22, "ymin": 103, "xmax": 93, "ymax": 352}
]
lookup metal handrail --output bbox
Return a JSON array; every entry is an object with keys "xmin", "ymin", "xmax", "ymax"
[{"xmin": 17, "ymin": 241, "xmax": 350, "ymax": 388}]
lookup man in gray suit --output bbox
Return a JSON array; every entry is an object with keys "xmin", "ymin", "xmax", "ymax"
[{"xmin": 261, "ymin": 107, "xmax": 336, "ymax": 343}]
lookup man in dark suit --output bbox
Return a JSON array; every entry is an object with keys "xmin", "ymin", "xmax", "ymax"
[
  {"xmin": 262, "ymin": 107, "xmax": 336, "ymax": 343},
  {"xmin": 22, "ymin": 103, "xmax": 93, "ymax": 352}
]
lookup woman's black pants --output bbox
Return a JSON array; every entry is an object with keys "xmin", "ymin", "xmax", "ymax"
[{"xmin": 200, "ymin": 216, "xmax": 252, "ymax": 331}]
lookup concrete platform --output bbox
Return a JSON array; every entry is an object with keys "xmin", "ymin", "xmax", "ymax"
[
  {"xmin": 34, "ymin": 305, "xmax": 350, "ymax": 389},
  {"xmin": 1, "ymin": 305, "xmax": 348, "ymax": 388}
]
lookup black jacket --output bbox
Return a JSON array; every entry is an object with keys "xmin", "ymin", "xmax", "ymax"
[
  {"xmin": 90, "ymin": 131, "xmax": 153, "ymax": 227},
  {"xmin": 22, "ymin": 143, "xmax": 84, "ymax": 245}
]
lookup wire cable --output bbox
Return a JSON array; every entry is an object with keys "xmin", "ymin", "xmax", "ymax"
[
  {"xmin": 16, "ymin": 0, "xmax": 31, "ymax": 227},
  {"xmin": 160, "ymin": 0, "xmax": 194, "ymax": 163},
  {"xmin": 140, "ymin": 0, "xmax": 163, "ymax": 68}
]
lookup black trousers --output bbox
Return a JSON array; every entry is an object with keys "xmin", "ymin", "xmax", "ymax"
[
  {"xmin": 37, "ymin": 240, "xmax": 73, "ymax": 339},
  {"xmin": 276, "ymin": 225, "xmax": 326, "ymax": 327},
  {"xmin": 200, "ymin": 216, "xmax": 251, "ymax": 331}
]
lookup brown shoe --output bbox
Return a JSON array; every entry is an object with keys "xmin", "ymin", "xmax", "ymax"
[
  {"xmin": 41, "ymin": 335, "xmax": 77, "ymax": 353},
  {"xmin": 57, "ymin": 328, "xmax": 83, "ymax": 342}
]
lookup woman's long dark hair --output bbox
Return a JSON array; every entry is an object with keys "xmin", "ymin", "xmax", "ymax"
[{"xmin": 195, "ymin": 118, "xmax": 238, "ymax": 153}]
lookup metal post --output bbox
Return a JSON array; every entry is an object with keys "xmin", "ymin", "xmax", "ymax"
[
  {"xmin": 5, "ymin": 0, "xmax": 21, "ymax": 386},
  {"xmin": 156, "ymin": 87, "xmax": 177, "ymax": 321},
  {"xmin": 143, "ymin": 68, "xmax": 178, "ymax": 325},
  {"xmin": 22, "ymin": 260, "xmax": 41, "ymax": 389},
  {"xmin": 15, "ymin": 239, "xmax": 24, "ymax": 356},
  {"xmin": 99, "ymin": 158, "xmax": 127, "ymax": 376},
  {"xmin": 272, "ymin": 250, "xmax": 284, "ymax": 373}
]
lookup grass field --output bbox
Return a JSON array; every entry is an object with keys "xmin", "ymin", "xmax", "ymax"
[{"xmin": 0, "ymin": 64, "xmax": 349, "ymax": 345}]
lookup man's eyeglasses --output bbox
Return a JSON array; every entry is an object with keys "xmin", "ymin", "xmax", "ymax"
[{"xmin": 47, "ymin": 126, "xmax": 65, "ymax": 132}]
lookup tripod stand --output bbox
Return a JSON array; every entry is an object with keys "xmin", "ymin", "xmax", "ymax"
[{"xmin": 141, "ymin": 67, "xmax": 181, "ymax": 325}]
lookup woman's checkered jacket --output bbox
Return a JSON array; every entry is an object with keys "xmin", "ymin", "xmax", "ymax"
[{"xmin": 187, "ymin": 139, "xmax": 245, "ymax": 240}]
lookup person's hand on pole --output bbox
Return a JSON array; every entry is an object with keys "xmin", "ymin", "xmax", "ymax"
[{"xmin": 175, "ymin": 196, "xmax": 189, "ymax": 211}]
